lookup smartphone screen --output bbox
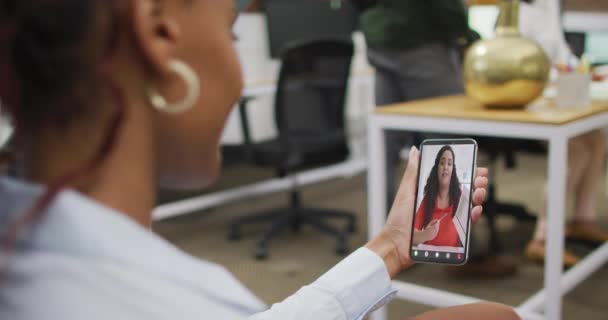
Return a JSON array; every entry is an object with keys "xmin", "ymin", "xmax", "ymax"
[{"xmin": 409, "ymin": 139, "xmax": 477, "ymax": 265}]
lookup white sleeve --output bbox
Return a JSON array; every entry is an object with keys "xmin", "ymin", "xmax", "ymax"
[{"xmin": 248, "ymin": 247, "xmax": 396, "ymax": 320}]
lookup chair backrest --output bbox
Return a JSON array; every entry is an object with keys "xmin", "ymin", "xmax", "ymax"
[
  {"xmin": 262, "ymin": 0, "xmax": 358, "ymax": 58},
  {"xmin": 273, "ymin": 38, "xmax": 354, "ymax": 166}
]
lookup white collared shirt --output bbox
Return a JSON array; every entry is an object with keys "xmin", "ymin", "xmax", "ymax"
[{"xmin": 0, "ymin": 177, "xmax": 395, "ymax": 320}]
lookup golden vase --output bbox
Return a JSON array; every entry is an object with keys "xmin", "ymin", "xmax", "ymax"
[{"xmin": 463, "ymin": 0, "xmax": 550, "ymax": 108}]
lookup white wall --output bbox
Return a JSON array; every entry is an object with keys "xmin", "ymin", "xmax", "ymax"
[
  {"xmin": 222, "ymin": 14, "xmax": 278, "ymax": 145},
  {"xmin": 469, "ymin": 1, "xmax": 608, "ymax": 63},
  {"xmin": 469, "ymin": 5, "xmax": 499, "ymax": 39}
]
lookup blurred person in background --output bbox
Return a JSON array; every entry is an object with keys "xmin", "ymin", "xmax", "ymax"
[
  {"xmin": 519, "ymin": 0, "xmax": 608, "ymax": 266},
  {"xmin": 354, "ymin": 0, "xmax": 477, "ymax": 207}
]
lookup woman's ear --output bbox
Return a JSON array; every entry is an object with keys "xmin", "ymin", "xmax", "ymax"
[{"xmin": 129, "ymin": 0, "xmax": 180, "ymax": 75}]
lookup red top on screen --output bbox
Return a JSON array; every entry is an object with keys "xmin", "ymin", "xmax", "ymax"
[{"xmin": 415, "ymin": 196, "xmax": 461, "ymax": 247}]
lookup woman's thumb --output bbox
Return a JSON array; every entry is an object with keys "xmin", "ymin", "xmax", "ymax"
[
  {"xmin": 392, "ymin": 147, "xmax": 420, "ymax": 207},
  {"xmin": 402, "ymin": 147, "xmax": 420, "ymax": 186}
]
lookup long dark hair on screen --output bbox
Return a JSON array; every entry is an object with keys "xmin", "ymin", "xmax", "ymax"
[
  {"xmin": 0, "ymin": 0, "xmax": 127, "ymax": 262},
  {"xmin": 421, "ymin": 145, "xmax": 461, "ymax": 229}
]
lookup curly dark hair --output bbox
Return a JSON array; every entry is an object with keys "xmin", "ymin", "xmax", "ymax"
[
  {"xmin": 421, "ymin": 145, "xmax": 461, "ymax": 229},
  {"xmin": 0, "ymin": 0, "xmax": 127, "ymax": 254}
]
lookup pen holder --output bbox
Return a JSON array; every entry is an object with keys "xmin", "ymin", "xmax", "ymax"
[{"xmin": 556, "ymin": 73, "xmax": 591, "ymax": 109}]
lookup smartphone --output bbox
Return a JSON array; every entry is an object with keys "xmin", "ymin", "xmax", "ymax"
[{"xmin": 409, "ymin": 139, "xmax": 477, "ymax": 265}]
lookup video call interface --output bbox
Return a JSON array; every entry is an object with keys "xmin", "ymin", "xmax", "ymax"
[{"xmin": 411, "ymin": 142, "xmax": 476, "ymax": 263}]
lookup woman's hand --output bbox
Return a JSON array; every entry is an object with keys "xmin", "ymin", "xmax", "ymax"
[
  {"xmin": 366, "ymin": 147, "xmax": 489, "ymax": 278},
  {"xmin": 412, "ymin": 219, "xmax": 440, "ymax": 245}
]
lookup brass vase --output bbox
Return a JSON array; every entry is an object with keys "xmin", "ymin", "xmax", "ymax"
[{"xmin": 463, "ymin": 0, "xmax": 550, "ymax": 108}]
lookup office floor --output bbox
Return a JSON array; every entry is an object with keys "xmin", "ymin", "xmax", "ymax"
[{"xmin": 155, "ymin": 153, "xmax": 608, "ymax": 319}]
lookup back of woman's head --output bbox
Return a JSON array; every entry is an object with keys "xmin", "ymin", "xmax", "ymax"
[
  {"xmin": 0, "ymin": 0, "xmax": 243, "ymax": 246},
  {"xmin": 0, "ymin": 0, "xmax": 119, "ymax": 133},
  {"xmin": 1, "ymin": 0, "xmax": 243, "ymax": 190},
  {"xmin": 0, "ymin": 0, "xmax": 131, "ymax": 254}
]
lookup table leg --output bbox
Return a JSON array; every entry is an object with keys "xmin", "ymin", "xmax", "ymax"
[
  {"xmin": 368, "ymin": 118, "xmax": 388, "ymax": 320},
  {"xmin": 367, "ymin": 117, "xmax": 388, "ymax": 239},
  {"xmin": 545, "ymin": 136, "xmax": 568, "ymax": 320}
]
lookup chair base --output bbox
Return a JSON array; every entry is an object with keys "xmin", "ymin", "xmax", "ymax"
[
  {"xmin": 484, "ymin": 184, "xmax": 537, "ymax": 253},
  {"xmin": 228, "ymin": 207, "xmax": 357, "ymax": 260}
]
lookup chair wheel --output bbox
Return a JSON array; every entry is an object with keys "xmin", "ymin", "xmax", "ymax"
[
  {"xmin": 336, "ymin": 244, "xmax": 348, "ymax": 255},
  {"xmin": 255, "ymin": 246, "xmax": 268, "ymax": 260},
  {"xmin": 347, "ymin": 222, "xmax": 357, "ymax": 233},
  {"xmin": 336, "ymin": 236, "xmax": 348, "ymax": 255},
  {"xmin": 228, "ymin": 227, "xmax": 241, "ymax": 241}
]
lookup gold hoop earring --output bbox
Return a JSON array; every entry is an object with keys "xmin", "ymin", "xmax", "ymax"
[{"xmin": 147, "ymin": 60, "xmax": 200, "ymax": 114}]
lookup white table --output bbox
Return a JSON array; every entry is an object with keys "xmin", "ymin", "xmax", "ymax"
[{"xmin": 366, "ymin": 95, "xmax": 608, "ymax": 320}]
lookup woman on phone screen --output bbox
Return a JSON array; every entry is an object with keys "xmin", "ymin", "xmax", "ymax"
[{"xmin": 413, "ymin": 146, "xmax": 463, "ymax": 247}]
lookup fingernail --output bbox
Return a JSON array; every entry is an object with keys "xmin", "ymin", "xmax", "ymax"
[{"xmin": 409, "ymin": 146, "xmax": 418, "ymax": 159}]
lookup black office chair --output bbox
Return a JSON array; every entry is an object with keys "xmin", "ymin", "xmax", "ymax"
[
  {"xmin": 476, "ymin": 137, "xmax": 545, "ymax": 252},
  {"xmin": 228, "ymin": 39, "xmax": 357, "ymax": 260}
]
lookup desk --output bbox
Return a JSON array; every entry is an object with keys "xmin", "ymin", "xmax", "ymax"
[{"xmin": 367, "ymin": 95, "xmax": 608, "ymax": 320}]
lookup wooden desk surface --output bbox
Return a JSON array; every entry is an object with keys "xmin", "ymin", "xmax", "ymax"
[{"xmin": 375, "ymin": 95, "xmax": 608, "ymax": 125}]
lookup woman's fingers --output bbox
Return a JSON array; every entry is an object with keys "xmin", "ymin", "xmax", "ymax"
[
  {"xmin": 470, "ymin": 167, "xmax": 488, "ymax": 222},
  {"xmin": 473, "ymin": 168, "xmax": 488, "ymax": 206},
  {"xmin": 472, "ymin": 187, "xmax": 487, "ymax": 206},
  {"xmin": 471, "ymin": 205, "xmax": 483, "ymax": 224},
  {"xmin": 428, "ymin": 223, "xmax": 440, "ymax": 240},
  {"xmin": 474, "ymin": 176, "xmax": 488, "ymax": 189},
  {"xmin": 476, "ymin": 167, "xmax": 489, "ymax": 179},
  {"xmin": 430, "ymin": 221, "xmax": 439, "ymax": 231}
]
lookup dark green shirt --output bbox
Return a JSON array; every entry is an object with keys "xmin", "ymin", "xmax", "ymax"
[{"xmin": 359, "ymin": 0, "xmax": 477, "ymax": 50}]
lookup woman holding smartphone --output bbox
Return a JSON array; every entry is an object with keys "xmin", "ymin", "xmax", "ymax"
[
  {"xmin": 413, "ymin": 146, "xmax": 463, "ymax": 247},
  {"xmin": 0, "ymin": 1, "xmax": 518, "ymax": 319}
]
